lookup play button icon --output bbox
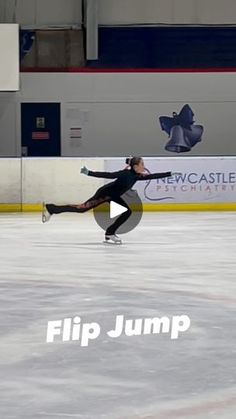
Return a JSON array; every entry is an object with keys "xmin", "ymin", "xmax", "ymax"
[
  {"xmin": 93, "ymin": 190, "xmax": 143, "ymax": 234},
  {"xmin": 110, "ymin": 201, "xmax": 128, "ymax": 218}
]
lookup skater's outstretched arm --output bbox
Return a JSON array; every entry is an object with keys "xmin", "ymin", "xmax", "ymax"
[
  {"xmin": 81, "ymin": 166, "xmax": 124, "ymax": 179},
  {"xmin": 88, "ymin": 170, "xmax": 124, "ymax": 178},
  {"xmin": 138, "ymin": 171, "xmax": 172, "ymax": 180}
]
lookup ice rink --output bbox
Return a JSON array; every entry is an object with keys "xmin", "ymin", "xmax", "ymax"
[{"xmin": 0, "ymin": 211, "xmax": 236, "ymax": 419}]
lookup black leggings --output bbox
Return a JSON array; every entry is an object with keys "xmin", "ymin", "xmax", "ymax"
[{"xmin": 47, "ymin": 193, "xmax": 132, "ymax": 235}]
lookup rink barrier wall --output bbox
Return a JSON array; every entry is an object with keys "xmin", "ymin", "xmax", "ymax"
[{"xmin": 0, "ymin": 157, "xmax": 236, "ymax": 212}]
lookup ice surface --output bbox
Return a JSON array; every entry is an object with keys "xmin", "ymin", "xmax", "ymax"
[{"xmin": 0, "ymin": 212, "xmax": 236, "ymax": 419}]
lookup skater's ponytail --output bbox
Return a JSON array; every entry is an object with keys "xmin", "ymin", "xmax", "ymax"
[{"xmin": 125, "ymin": 156, "xmax": 142, "ymax": 169}]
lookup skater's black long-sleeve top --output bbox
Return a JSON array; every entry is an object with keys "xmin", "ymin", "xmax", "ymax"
[{"xmin": 88, "ymin": 168, "xmax": 172, "ymax": 198}]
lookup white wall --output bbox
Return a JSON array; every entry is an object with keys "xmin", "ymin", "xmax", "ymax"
[
  {"xmin": 1, "ymin": 0, "xmax": 236, "ymax": 26},
  {"xmin": 19, "ymin": 72, "xmax": 236, "ymax": 103},
  {"xmin": 99, "ymin": 0, "xmax": 236, "ymax": 25},
  {"xmin": 0, "ymin": 24, "xmax": 19, "ymax": 91},
  {"xmin": 99, "ymin": 0, "xmax": 195, "ymax": 25},
  {"xmin": 18, "ymin": 72, "xmax": 236, "ymax": 157},
  {"xmin": 197, "ymin": 0, "xmax": 236, "ymax": 24},
  {"xmin": 1, "ymin": 72, "xmax": 236, "ymax": 157},
  {"xmin": 0, "ymin": 0, "xmax": 82, "ymax": 27}
]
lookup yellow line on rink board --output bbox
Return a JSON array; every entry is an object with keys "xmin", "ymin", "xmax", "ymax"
[
  {"xmin": 0, "ymin": 204, "xmax": 22, "ymax": 212},
  {"xmin": 142, "ymin": 203, "xmax": 236, "ymax": 211},
  {"xmin": 0, "ymin": 203, "xmax": 236, "ymax": 212}
]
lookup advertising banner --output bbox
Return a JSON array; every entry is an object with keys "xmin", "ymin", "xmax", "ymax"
[{"xmin": 105, "ymin": 158, "xmax": 236, "ymax": 203}]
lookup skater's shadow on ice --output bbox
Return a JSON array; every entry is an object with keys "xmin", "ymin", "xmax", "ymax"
[
  {"xmin": 34, "ymin": 242, "xmax": 106, "ymax": 248},
  {"xmin": 34, "ymin": 241, "xmax": 171, "ymax": 248},
  {"xmin": 34, "ymin": 241, "xmax": 131, "ymax": 249}
]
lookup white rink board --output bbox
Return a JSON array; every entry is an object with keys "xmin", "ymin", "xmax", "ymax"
[
  {"xmin": 105, "ymin": 158, "xmax": 236, "ymax": 203},
  {"xmin": 0, "ymin": 158, "xmax": 104, "ymax": 204},
  {"xmin": 0, "ymin": 157, "xmax": 236, "ymax": 205}
]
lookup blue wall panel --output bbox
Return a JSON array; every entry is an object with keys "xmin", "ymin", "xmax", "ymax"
[{"xmin": 87, "ymin": 26, "xmax": 236, "ymax": 69}]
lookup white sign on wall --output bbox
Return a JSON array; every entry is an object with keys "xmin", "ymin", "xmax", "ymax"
[
  {"xmin": 105, "ymin": 158, "xmax": 236, "ymax": 203},
  {"xmin": 0, "ymin": 24, "xmax": 19, "ymax": 91}
]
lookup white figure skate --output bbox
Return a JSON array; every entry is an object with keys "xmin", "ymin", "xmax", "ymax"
[{"xmin": 104, "ymin": 234, "xmax": 122, "ymax": 245}]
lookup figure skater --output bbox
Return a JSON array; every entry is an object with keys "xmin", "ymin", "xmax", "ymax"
[{"xmin": 42, "ymin": 157, "xmax": 176, "ymax": 244}]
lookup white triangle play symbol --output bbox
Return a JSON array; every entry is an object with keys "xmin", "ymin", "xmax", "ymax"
[{"xmin": 110, "ymin": 201, "xmax": 128, "ymax": 219}]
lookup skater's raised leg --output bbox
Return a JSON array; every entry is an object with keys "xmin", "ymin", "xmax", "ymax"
[{"xmin": 42, "ymin": 193, "xmax": 109, "ymax": 223}]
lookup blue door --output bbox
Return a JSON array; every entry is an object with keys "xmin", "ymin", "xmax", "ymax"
[{"xmin": 21, "ymin": 103, "xmax": 61, "ymax": 156}]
